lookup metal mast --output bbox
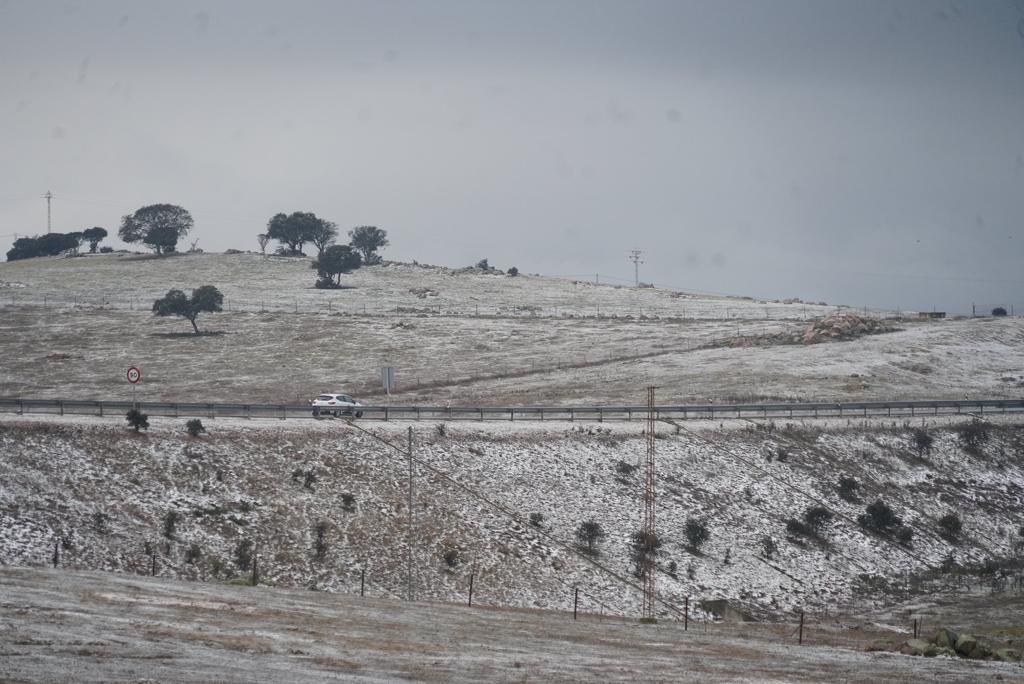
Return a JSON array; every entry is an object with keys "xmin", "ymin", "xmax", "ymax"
[
  {"xmin": 44, "ymin": 191, "xmax": 54, "ymax": 233},
  {"xmin": 642, "ymin": 386, "xmax": 657, "ymax": 619},
  {"xmin": 628, "ymin": 249, "xmax": 644, "ymax": 287}
]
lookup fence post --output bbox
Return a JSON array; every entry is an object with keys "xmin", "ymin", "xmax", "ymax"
[
  {"xmin": 251, "ymin": 544, "xmax": 259, "ymax": 586},
  {"xmin": 59, "ymin": 400, "xmax": 64, "ymax": 416},
  {"xmin": 684, "ymin": 596, "xmax": 689, "ymax": 631},
  {"xmin": 468, "ymin": 573, "xmax": 474, "ymax": 607},
  {"xmin": 52, "ymin": 540, "xmax": 59, "ymax": 568},
  {"xmin": 798, "ymin": 612, "xmax": 804, "ymax": 645},
  {"xmin": 99, "ymin": 402, "xmax": 104, "ymax": 417},
  {"xmin": 360, "ymin": 568, "xmax": 365, "ymax": 597},
  {"xmin": 573, "ymin": 586, "xmax": 579, "ymax": 620}
]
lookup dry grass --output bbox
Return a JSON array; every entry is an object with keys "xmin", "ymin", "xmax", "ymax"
[{"xmin": 3, "ymin": 567, "xmax": 1021, "ymax": 683}]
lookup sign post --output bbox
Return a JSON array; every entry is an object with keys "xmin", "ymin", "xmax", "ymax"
[
  {"xmin": 381, "ymin": 366, "xmax": 395, "ymax": 404},
  {"xmin": 126, "ymin": 366, "xmax": 141, "ymax": 408}
]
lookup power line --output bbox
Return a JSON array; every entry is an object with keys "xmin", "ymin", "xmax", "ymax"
[{"xmin": 342, "ymin": 420, "xmax": 688, "ymax": 620}]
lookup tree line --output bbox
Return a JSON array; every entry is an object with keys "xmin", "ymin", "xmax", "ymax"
[
  {"xmin": 257, "ymin": 212, "xmax": 388, "ymax": 289},
  {"xmin": 6, "ymin": 227, "xmax": 108, "ymax": 261},
  {"xmin": 5, "ymin": 204, "xmax": 390, "ymax": 289}
]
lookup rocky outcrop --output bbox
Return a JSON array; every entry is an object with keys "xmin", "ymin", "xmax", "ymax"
[
  {"xmin": 934, "ymin": 628, "xmax": 958, "ymax": 649},
  {"xmin": 720, "ymin": 313, "xmax": 897, "ymax": 348},
  {"xmin": 882, "ymin": 627, "xmax": 1020, "ymax": 663},
  {"xmin": 800, "ymin": 313, "xmax": 896, "ymax": 345}
]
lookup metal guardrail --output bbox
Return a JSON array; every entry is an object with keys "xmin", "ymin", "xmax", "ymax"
[{"xmin": 1, "ymin": 397, "xmax": 1022, "ymax": 422}]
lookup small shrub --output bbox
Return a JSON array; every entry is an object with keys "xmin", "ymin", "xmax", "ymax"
[
  {"xmin": 938, "ymin": 512, "xmax": 963, "ymax": 539},
  {"xmin": 895, "ymin": 525, "xmax": 914, "ymax": 546},
  {"xmin": 443, "ymin": 547, "xmax": 460, "ymax": 568},
  {"xmin": 775, "ymin": 447, "xmax": 789, "ymax": 462},
  {"xmin": 209, "ymin": 556, "xmax": 226, "ymax": 578},
  {"xmin": 956, "ymin": 419, "xmax": 990, "ymax": 453},
  {"xmin": 992, "ymin": 307, "xmax": 1007, "ymax": 317},
  {"xmin": 99, "ymin": 246, "xmax": 114, "ymax": 253},
  {"xmin": 529, "ymin": 512, "xmax": 544, "ymax": 528},
  {"xmin": 630, "ymin": 529, "xmax": 662, "ymax": 578},
  {"xmin": 475, "ymin": 258, "xmax": 489, "ymax": 270},
  {"xmin": 234, "ymin": 539, "xmax": 253, "ymax": 571},
  {"xmin": 126, "ymin": 408, "xmax": 149, "ymax": 432},
  {"xmin": 723, "ymin": 547, "xmax": 732, "ymax": 565},
  {"xmin": 576, "ymin": 520, "xmax": 606, "ymax": 554},
  {"xmin": 786, "ymin": 518, "xmax": 812, "ymax": 537},
  {"xmin": 667, "ymin": 560, "xmax": 678, "ymax": 577},
  {"xmin": 303, "ymin": 470, "xmax": 318, "ymax": 490},
  {"xmin": 615, "ymin": 460, "xmax": 637, "ymax": 476},
  {"xmin": 761, "ymin": 535, "xmax": 778, "ymax": 560},
  {"xmin": 684, "ymin": 518, "xmax": 710, "ymax": 552},
  {"xmin": 185, "ymin": 543, "xmax": 202, "ymax": 564},
  {"xmin": 911, "ymin": 428, "xmax": 933, "ymax": 457},
  {"xmin": 836, "ymin": 477, "xmax": 859, "ymax": 502},
  {"xmin": 804, "ymin": 506, "xmax": 834, "ymax": 535},
  {"xmin": 91, "ymin": 511, "xmax": 109, "ymax": 534},
  {"xmin": 858, "ymin": 499, "xmax": 901, "ymax": 533},
  {"xmin": 162, "ymin": 510, "xmax": 179, "ymax": 539},
  {"xmin": 341, "ymin": 493, "xmax": 356, "ymax": 512},
  {"xmin": 435, "ymin": 423, "xmax": 447, "ymax": 437},
  {"xmin": 507, "ymin": 266, "xmax": 519, "ymax": 276},
  {"xmin": 941, "ymin": 552, "xmax": 957, "ymax": 572},
  {"xmin": 686, "ymin": 562, "xmax": 696, "ymax": 580},
  {"xmin": 186, "ymin": 419, "xmax": 206, "ymax": 437},
  {"xmin": 313, "ymin": 522, "xmax": 329, "ymax": 560}
]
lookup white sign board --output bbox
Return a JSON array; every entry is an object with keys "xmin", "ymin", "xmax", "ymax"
[{"xmin": 381, "ymin": 366, "xmax": 395, "ymax": 394}]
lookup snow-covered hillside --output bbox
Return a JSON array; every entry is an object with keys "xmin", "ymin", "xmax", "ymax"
[
  {"xmin": 3, "ymin": 414, "xmax": 1022, "ymax": 621},
  {"xmin": 1, "ymin": 253, "xmax": 1022, "ymax": 405}
]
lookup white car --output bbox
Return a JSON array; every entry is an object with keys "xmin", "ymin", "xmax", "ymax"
[{"xmin": 311, "ymin": 393, "xmax": 364, "ymax": 418}]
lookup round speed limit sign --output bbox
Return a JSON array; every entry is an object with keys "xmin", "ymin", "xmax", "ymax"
[{"xmin": 126, "ymin": 366, "xmax": 142, "ymax": 384}]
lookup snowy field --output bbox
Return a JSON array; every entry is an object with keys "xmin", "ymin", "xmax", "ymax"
[
  {"xmin": 3, "ymin": 253, "xmax": 1024, "ymax": 681},
  {"xmin": 3, "ymin": 414, "xmax": 1023, "ymax": 623},
  {"xmin": 3, "ymin": 567, "xmax": 1021, "ymax": 683},
  {"xmin": 0, "ymin": 252, "xmax": 1022, "ymax": 406}
]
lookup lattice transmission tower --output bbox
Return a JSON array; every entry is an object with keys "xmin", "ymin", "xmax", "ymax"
[{"xmin": 642, "ymin": 386, "xmax": 657, "ymax": 620}]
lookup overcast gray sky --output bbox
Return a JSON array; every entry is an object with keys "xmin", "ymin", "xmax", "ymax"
[{"xmin": 1, "ymin": 0, "xmax": 1022, "ymax": 312}]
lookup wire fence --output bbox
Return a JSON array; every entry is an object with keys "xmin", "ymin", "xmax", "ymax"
[
  {"xmin": 0, "ymin": 290, "xmax": 924, "ymax": 322},
  {"xmin": 30, "ymin": 530, "xmax": 1024, "ymax": 656}
]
